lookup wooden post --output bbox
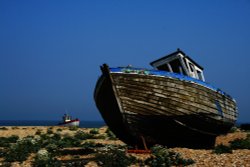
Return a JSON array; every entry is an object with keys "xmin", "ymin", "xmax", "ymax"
[{"xmin": 141, "ymin": 135, "xmax": 148, "ymax": 150}]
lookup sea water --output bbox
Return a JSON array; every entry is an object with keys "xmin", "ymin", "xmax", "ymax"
[{"xmin": 0, "ymin": 120, "xmax": 105, "ymax": 128}]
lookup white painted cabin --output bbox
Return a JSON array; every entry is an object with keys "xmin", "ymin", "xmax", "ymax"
[
  {"xmin": 63, "ymin": 114, "xmax": 72, "ymax": 122},
  {"xmin": 150, "ymin": 49, "xmax": 205, "ymax": 81}
]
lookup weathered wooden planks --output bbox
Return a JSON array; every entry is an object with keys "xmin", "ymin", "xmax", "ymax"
[{"xmin": 111, "ymin": 73, "xmax": 237, "ymax": 122}]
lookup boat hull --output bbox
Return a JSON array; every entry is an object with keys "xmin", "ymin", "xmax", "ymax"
[
  {"xmin": 58, "ymin": 120, "xmax": 80, "ymax": 127},
  {"xmin": 94, "ymin": 65, "xmax": 238, "ymax": 148}
]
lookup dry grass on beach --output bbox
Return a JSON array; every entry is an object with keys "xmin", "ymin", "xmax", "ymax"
[{"xmin": 0, "ymin": 126, "xmax": 249, "ymax": 167}]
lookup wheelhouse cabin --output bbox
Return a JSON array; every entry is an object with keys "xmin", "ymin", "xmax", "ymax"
[
  {"xmin": 150, "ymin": 49, "xmax": 205, "ymax": 81},
  {"xmin": 63, "ymin": 114, "xmax": 72, "ymax": 122}
]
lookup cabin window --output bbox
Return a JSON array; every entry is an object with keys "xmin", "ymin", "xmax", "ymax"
[
  {"xmin": 189, "ymin": 63, "xmax": 194, "ymax": 72},
  {"xmin": 157, "ymin": 64, "xmax": 170, "ymax": 72},
  {"xmin": 197, "ymin": 70, "xmax": 203, "ymax": 80},
  {"xmin": 169, "ymin": 59, "xmax": 186, "ymax": 75}
]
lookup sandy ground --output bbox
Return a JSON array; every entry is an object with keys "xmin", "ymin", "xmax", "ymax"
[{"xmin": 0, "ymin": 126, "xmax": 250, "ymax": 167}]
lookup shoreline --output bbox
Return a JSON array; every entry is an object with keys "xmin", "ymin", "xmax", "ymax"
[{"xmin": 0, "ymin": 120, "xmax": 106, "ymax": 128}]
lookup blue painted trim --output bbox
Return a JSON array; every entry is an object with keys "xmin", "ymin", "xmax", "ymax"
[{"xmin": 109, "ymin": 67, "xmax": 233, "ymax": 99}]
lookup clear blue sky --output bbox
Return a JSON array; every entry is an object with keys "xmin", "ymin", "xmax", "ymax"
[{"xmin": 0, "ymin": 0, "xmax": 249, "ymax": 122}]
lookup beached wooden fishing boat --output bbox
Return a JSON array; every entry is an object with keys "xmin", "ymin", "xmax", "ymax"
[{"xmin": 94, "ymin": 49, "xmax": 238, "ymax": 148}]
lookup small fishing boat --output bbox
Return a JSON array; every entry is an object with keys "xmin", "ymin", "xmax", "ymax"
[
  {"xmin": 94, "ymin": 49, "xmax": 238, "ymax": 148},
  {"xmin": 58, "ymin": 114, "xmax": 80, "ymax": 127}
]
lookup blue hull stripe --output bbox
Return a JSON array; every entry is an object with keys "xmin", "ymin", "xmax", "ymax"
[{"xmin": 109, "ymin": 67, "xmax": 233, "ymax": 99}]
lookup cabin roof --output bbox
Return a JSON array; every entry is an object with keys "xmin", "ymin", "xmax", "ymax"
[{"xmin": 150, "ymin": 49, "xmax": 204, "ymax": 70}]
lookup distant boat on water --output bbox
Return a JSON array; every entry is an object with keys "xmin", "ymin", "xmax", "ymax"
[
  {"xmin": 58, "ymin": 114, "xmax": 80, "ymax": 127},
  {"xmin": 94, "ymin": 49, "xmax": 238, "ymax": 148}
]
